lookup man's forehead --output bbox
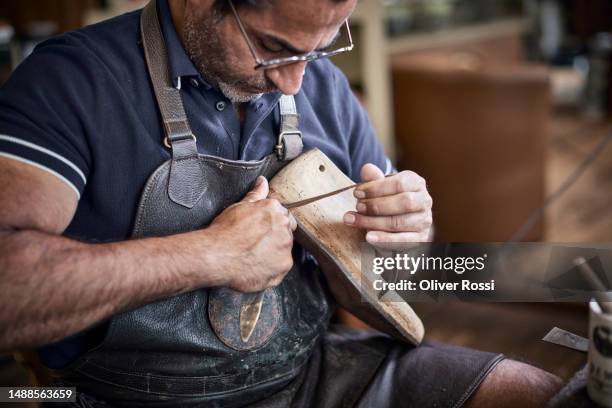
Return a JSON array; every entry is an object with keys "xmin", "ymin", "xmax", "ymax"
[{"xmin": 240, "ymin": 0, "xmax": 356, "ymax": 30}]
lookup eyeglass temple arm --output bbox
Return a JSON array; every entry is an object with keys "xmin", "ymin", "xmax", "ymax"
[
  {"xmin": 344, "ymin": 20, "xmax": 353, "ymax": 46},
  {"xmin": 228, "ymin": 0, "xmax": 264, "ymax": 64}
]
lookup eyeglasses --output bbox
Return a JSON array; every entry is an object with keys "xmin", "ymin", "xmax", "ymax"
[{"xmin": 228, "ymin": 0, "xmax": 354, "ymax": 70}]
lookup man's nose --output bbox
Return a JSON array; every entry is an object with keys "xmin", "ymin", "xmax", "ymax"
[{"xmin": 265, "ymin": 62, "xmax": 307, "ymax": 96}]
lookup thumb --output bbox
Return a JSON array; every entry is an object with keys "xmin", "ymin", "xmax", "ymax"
[
  {"xmin": 243, "ymin": 176, "xmax": 269, "ymax": 203},
  {"xmin": 360, "ymin": 163, "xmax": 385, "ymax": 183}
]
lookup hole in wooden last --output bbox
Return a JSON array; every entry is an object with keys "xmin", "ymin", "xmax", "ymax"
[{"xmin": 319, "ymin": 164, "xmax": 326, "ymax": 172}]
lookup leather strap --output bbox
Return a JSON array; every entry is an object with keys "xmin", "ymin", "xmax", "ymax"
[
  {"xmin": 141, "ymin": 1, "xmax": 205, "ymax": 209},
  {"xmin": 141, "ymin": 1, "xmax": 303, "ymax": 207},
  {"xmin": 276, "ymin": 95, "xmax": 303, "ymax": 161}
]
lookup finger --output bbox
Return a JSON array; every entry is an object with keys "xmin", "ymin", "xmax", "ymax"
[
  {"xmin": 360, "ymin": 163, "xmax": 385, "ymax": 183},
  {"xmin": 356, "ymin": 191, "xmax": 432, "ymax": 216},
  {"xmin": 243, "ymin": 176, "xmax": 269, "ymax": 203},
  {"xmin": 365, "ymin": 230, "xmax": 431, "ymax": 246},
  {"xmin": 344, "ymin": 211, "xmax": 432, "ymax": 233},
  {"xmin": 355, "ymin": 171, "xmax": 425, "ymax": 200},
  {"xmin": 288, "ymin": 213, "xmax": 298, "ymax": 231}
]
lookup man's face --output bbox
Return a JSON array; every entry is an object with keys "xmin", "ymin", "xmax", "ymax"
[{"xmin": 181, "ymin": 0, "xmax": 356, "ymax": 102}]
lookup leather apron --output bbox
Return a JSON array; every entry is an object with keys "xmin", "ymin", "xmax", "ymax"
[{"xmin": 54, "ymin": 2, "xmax": 333, "ymax": 406}]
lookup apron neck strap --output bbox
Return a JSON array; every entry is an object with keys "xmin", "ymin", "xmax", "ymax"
[
  {"xmin": 141, "ymin": 0, "xmax": 205, "ymax": 208},
  {"xmin": 141, "ymin": 0, "xmax": 196, "ymax": 150}
]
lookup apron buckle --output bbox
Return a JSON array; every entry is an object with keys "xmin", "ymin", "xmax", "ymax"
[
  {"xmin": 275, "ymin": 130, "xmax": 303, "ymax": 160},
  {"xmin": 163, "ymin": 134, "xmax": 197, "ymax": 149}
]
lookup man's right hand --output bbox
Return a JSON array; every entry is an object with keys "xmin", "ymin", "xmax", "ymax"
[
  {"xmin": 0, "ymin": 158, "xmax": 294, "ymax": 349},
  {"xmin": 204, "ymin": 176, "xmax": 297, "ymax": 293}
]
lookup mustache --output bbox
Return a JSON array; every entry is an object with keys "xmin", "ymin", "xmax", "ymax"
[{"xmin": 243, "ymin": 77, "xmax": 278, "ymax": 93}]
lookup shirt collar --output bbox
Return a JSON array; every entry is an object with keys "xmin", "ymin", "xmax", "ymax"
[{"xmin": 157, "ymin": 0, "xmax": 204, "ymax": 88}]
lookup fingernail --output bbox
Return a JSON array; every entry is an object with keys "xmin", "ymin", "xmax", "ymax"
[
  {"xmin": 255, "ymin": 177, "xmax": 264, "ymax": 187},
  {"xmin": 366, "ymin": 232, "xmax": 379, "ymax": 243},
  {"xmin": 343, "ymin": 213, "xmax": 355, "ymax": 225},
  {"xmin": 356, "ymin": 202, "xmax": 366, "ymax": 213},
  {"xmin": 354, "ymin": 190, "xmax": 366, "ymax": 199}
]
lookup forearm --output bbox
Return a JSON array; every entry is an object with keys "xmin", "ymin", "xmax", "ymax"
[{"xmin": 0, "ymin": 228, "xmax": 222, "ymax": 350}]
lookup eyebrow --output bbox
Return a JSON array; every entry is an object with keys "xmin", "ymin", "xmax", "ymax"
[{"xmin": 263, "ymin": 29, "xmax": 343, "ymax": 54}]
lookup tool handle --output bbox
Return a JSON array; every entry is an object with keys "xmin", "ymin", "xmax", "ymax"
[{"xmin": 574, "ymin": 257, "xmax": 612, "ymax": 314}]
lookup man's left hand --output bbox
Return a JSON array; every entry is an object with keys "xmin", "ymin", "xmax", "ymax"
[{"xmin": 343, "ymin": 164, "xmax": 433, "ymax": 244}]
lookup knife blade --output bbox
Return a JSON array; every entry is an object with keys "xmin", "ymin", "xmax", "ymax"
[
  {"xmin": 239, "ymin": 291, "xmax": 265, "ymax": 343},
  {"xmin": 542, "ymin": 327, "xmax": 588, "ymax": 352},
  {"xmin": 281, "ymin": 175, "xmax": 392, "ymax": 210}
]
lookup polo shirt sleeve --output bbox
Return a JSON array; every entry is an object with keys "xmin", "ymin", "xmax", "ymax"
[
  {"xmin": 0, "ymin": 37, "xmax": 95, "ymax": 199},
  {"xmin": 330, "ymin": 64, "xmax": 394, "ymax": 179}
]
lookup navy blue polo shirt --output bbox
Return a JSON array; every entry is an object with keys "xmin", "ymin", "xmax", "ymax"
[{"xmin": 0, "ymin": 0, "xmax": 391, "ymax": 368}]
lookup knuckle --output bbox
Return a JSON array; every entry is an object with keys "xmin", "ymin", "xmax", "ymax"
[
  {"xmin": 289, "ymin": 215, "xmax": 297, "ymax": 228},
  {"xmin": 254, "ymin": 201, "xmax": 269, "ymax": 214},
  {"xmin": 416, "ymin": 175, "xmax": 426, "ymax": 187},
  {"xmin": 369, "ymin": 201, "xmax": 381, "ymax": 216},
  {"xmin": 235, "ymin": 279, "xmax": 252, "ymax": 293},
  {"xmin": 282, "ymin": 235, "xmax": 293, "ymax": 249},
  {"xmin": 281, "ymin": 258, "xmax": 294, "ymax": 273},
  {"xmin": 395, "ymin": 175, "xmax": 408, "ymax": 192},
  {"xmin": 425, "ymin": 195, "xmax": 433, "ymax": 209},
  {"xmin": 265, "ymin": 198, "xmax": 280, "ymax": 209},
  {"xmin": 274, "ymin": 200, "xmax": 286, "ymax": 212},
  {"xmin": 401, "ymin": 192, "xmax": 413, "ymax": 210},
  {"xmin": 421, "ymin": 215, "xmax": 433, "ymax": 230},
  {"xmin": 270, "ymin": 275, "xmax": 285, "ymax": 288},
  {"xmin": 278, "ymin": 214, "xmax": 290, "ymax": 226}
]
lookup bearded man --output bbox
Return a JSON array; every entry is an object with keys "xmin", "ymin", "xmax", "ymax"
[{"xmin": 0, "ymin": 0, "xmax": 562, "ymax": 406}]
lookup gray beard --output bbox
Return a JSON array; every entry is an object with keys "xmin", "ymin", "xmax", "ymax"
[
  {"xmin": 218, "ymin": 81, "xmax": 264, "ymax": 103},
  {"xmin": 183, "ymin": 12, "xmax": 275, "ymax": 103}
]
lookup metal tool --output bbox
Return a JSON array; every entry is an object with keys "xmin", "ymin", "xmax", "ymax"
[
  {"xmin": 574, "ymin": 256, "xmax": 612, "ymax": 314},
  {"xmin": 281, "ymin": 175, "xmax": 392, "ymax": 210},
  {"xmin": 240, "ymin": 291, "xmax": 265, "ymax": 343},
  {"xmin": 542, "ymin": 327, "xmax": 588, "ymax": 352}
]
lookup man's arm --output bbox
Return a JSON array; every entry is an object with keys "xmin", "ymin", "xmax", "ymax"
[{"xmin": 0, "ymin": 158, "xmax": 296, "ymax": 351}]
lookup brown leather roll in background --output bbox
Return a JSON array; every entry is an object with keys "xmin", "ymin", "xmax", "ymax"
[{"xmin": 391, "ymin": 45, "xmax": 551, "ymax": 242}]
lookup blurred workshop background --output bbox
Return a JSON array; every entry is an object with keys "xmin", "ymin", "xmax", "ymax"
[{"xmin": 1, "ymin": 0, "xmax": 611, "ymax": 397}]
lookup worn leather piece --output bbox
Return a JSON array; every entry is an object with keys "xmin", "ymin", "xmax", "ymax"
[
  {"xmin": 167, "ymin": 138, "xmax": 206, "ymax": 209},
  {"xmin": 208, "ymin": 287, "xmax": 281, "ymax": 351},
  {"xmin": 131, "ymin": 155, "xmax": 283, "ymax": 236}
]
